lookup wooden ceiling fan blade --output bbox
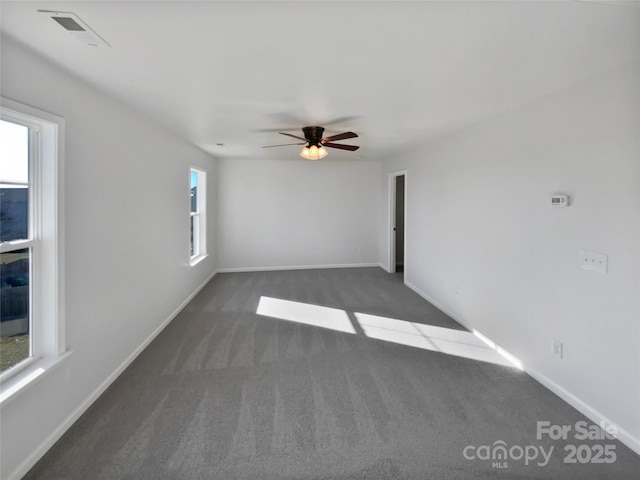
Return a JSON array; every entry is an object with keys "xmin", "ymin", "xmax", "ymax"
[
  {"xmin": 323, "ymin": 142, "xmax": 360, "ymax": 151},
  {"xmin": 322, "ymin": 131, "xmax": 358, "ymax": 142},
  {"xmin": 262, "ymin": 142, "xmax": 306, "ymax": 148},
  {"xmin": 279, "ymin": 132, "xmax": 307, "ymax": 141}
]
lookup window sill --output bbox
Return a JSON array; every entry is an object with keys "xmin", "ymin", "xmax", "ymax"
[
  {"xmin": 0, "ymin": 350, "xmax": 73, "ymax": 409},
  {"xmin": 190, "ymin": 253, "xmax": 208, "ymax": 267}
]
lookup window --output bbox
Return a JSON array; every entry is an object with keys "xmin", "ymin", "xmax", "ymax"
[
  {"xmin": 190, "ymin": 167, "xmax": 206, "ymax": 264},
  {"xmin": 0, "ymin": 98, "xmax": 66, "ymax": 400},
  {"xmin": 0, "ymin": 120, "xmax": 30, "ymax": 373}
]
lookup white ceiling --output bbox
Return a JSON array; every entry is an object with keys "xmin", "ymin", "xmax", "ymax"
[{"xmin": 1, "ymin": 1, "xmax": 639, "ymax": 161}]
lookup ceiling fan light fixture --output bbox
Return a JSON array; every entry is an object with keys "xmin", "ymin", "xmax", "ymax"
[{"xmin": 266, "ymin": 126, "xmax": 358, "ymax": 158}]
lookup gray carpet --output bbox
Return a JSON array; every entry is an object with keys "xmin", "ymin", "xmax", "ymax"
[{"xmin": 25, "ymin": 268, "xmax": 640, "ymax": 479}]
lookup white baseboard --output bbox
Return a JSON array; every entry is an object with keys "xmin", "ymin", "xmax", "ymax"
[
  {"xmin": 7, "ymin": 270, "xmax": 218, "ymax": 480},
  {"xmin": 525, "ymin": 367, "xmax": 640, "ymax": 455},
  {"xmin": 404, "ymin": 279, "xmax": 466, "ymax": 327},
  {"xmin": 217, "ymin": 262, "xmax": 379, "ymax": 273},
  {"xmin": 404, "ymin": 278, "xmax": 640, "ymax": 456}
]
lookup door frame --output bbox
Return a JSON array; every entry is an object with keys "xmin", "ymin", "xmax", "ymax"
[{"xmin": 388, "ymin": 170, "xmax": 407, "ymax": 273}]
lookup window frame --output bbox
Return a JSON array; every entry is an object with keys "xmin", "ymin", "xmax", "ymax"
[
  {"xmin": 1, "ymin": 112, "xmax": 38, "ymax": 375},
  {"xmin": 189, "ymin": 167, "xmax": 207, "ymax": 265},
  {"xmin": 0, "ymin": 97, "xmax": 67, "ymax": 405}
]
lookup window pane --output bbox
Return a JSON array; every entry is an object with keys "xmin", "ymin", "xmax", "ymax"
[
  {"xmin": 190, "ymin": 215, "xmax": 194, "ymax": 256},
  {"xmin": 190, "ymin": 171, "xmax": 198, "ymax": 213},
  {"xmin": 0, "ymin": 120, "xmax": 29, "ymax": 184},
  {"xmin": 191, "ymin": 215, "xmax": 200, "ymax": 257},
  {"xmin": 0, "ymin": 119, "xmax": 29, "ymax": 242},
  {"xmin": 0, "ymin": 186, "xmax": 29, "ymax": 241},
  {"xmin": 0, "ymin": 248, "xmax": 31, "ymax": 372}
]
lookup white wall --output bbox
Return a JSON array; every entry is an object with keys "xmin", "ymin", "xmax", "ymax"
[
  {"xmin": 217, "ymin": 158, "xmax": 380, "ymax": 270},
  {"xmin": 380, "ymin": 61, "xmax": 640, "ymax": 452},
  {"xmin": 0, "ymin": 38, "xmax": 217, "ymax": 479}
]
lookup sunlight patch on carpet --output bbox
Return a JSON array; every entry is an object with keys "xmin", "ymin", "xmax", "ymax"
[
  {"xmin": 355, "ymin": 312, "xmax": 519, "ymax": 368},
  {"xmin": 257, "ymin": 296, "xmax": 357, "ymax": 334}
]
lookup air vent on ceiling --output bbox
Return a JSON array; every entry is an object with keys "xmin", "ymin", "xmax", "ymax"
[
  {"xmin": 51, "ymin": 16, "xmax": 86, "ymax": 32},
  {"xmin": 39, "ymin": 10, "xmax": 111, "ymax": 48}
]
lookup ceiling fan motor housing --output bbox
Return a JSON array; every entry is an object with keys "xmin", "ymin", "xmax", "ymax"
[{"xmin": 302, "ymin": 126, "xmax": 325, "ymax": 146}]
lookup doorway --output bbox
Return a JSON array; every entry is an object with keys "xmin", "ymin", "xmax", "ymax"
[{"xmin": 389, "ymin": 171, "xmax": 406, "ymax": 275}]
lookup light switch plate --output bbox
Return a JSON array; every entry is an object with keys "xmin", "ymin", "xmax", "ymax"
[
  {"xmin": 551, "ymin": 339, "xmax": 563, "ymax": 359},
  {"xmin": 580, "ymin": 251, "xmax": 608, "ymax": 273}
]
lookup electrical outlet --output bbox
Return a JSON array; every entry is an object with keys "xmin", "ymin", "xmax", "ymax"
[
  {"xmin": 551, "ymin": 339, "xmax": 563, "ymax": 359},
  {"xmin": 580, "ymin": 251, "xmax": 607, "ymax": 273}
]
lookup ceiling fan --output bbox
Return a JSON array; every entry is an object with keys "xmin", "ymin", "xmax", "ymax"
[{"xmin": 262, "ymin": 126, "xmax": 359, "ymax": 160}]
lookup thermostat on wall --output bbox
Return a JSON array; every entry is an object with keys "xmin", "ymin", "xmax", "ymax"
[{"xmin": 551, "ymin": 194, "xmax": 570, "ymax": 207}]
